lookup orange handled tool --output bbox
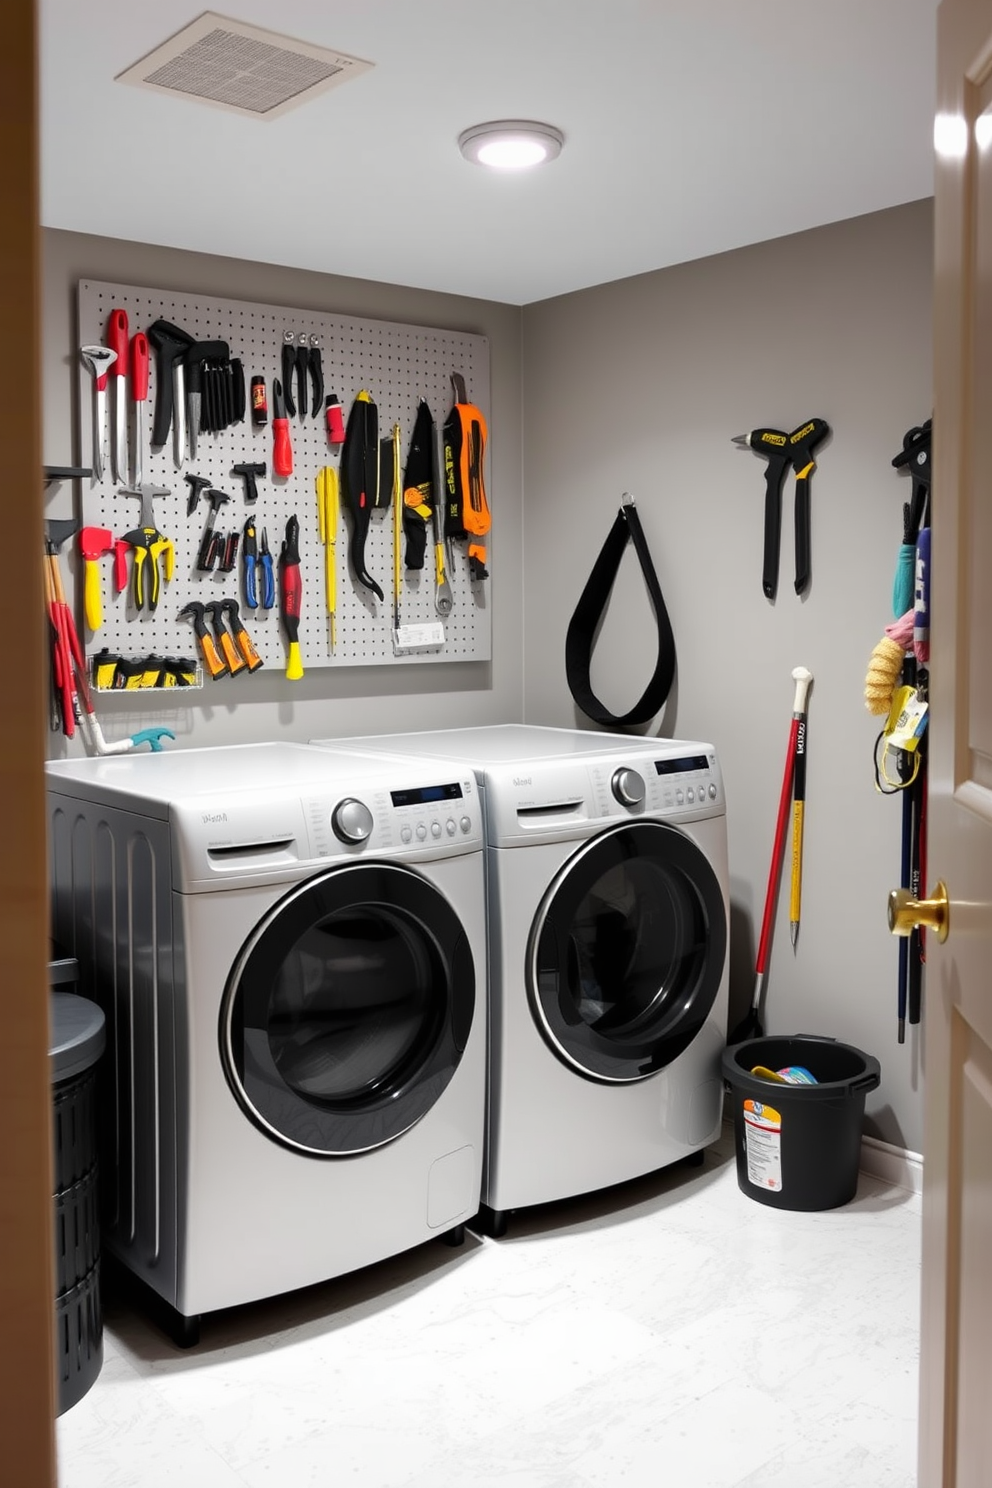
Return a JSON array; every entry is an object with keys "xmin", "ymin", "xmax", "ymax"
[{"xmin": 179, "ymin": 602, "xmax": 228, "ymax": 679}]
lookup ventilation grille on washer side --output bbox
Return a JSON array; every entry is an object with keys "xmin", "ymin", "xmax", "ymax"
[{"xmin": 116, "ymin": 12, "xmax": 373, "ymax": 120}]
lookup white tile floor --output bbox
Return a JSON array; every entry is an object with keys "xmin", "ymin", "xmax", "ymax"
[{"xmin": 57, "ymin": 1126, "xmax": 921, "ymax": 1488}]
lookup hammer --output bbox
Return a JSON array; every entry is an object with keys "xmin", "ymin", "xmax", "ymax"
[
  {"xmin": 232, "ymin": 461, "xmax": 266, "ymax": 505},
  {"xmin": 78, "ymin": 526, "xmax": 113, "ymax": 631},
  {"xmin": 196, "ymin": 489, "xmax": 231, "ymax": 571}
]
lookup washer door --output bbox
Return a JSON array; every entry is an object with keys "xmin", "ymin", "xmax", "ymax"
[
  {"xmin": 528, "ymin": 821, "xmax": 726, "ymax": 1083},
  {"xmin": 221, "ymin": 862, "xmax": 475, "ymax": 1155}
]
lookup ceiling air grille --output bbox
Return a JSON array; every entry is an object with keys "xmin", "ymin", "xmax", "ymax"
[{"xmin": 115, "ymin": 12, "xmax": 373, "ymax": 120}]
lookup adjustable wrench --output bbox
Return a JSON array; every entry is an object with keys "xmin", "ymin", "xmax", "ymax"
[{"xmin": 79, "ymin": 345, "xmax": 117, "ymax": 481}]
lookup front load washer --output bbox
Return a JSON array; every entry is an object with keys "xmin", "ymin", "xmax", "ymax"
[
  {"xmin": 46, "ymin": 742, "xmax": 485, "ymax": 1343},
  {"xmin": 312, "ymin": 725, "xmax": 729, "ymax": 1236}
]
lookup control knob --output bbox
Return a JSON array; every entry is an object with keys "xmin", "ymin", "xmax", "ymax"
[
  {"xmin": 611, "ymin": 767, "xmax": 646, "ymax": 807},
  {"xmin": 331, "ymin": 797, "xmax": 374, "ymax": 844}
]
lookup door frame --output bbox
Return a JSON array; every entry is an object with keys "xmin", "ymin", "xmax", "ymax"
[{"xmin": 1, "ymin": 1, "xmax": 58, "ymax": 1482}]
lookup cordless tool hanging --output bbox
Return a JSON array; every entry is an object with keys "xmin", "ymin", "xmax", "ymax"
[{"xmin": 733, "ymin": 417, "xmax": 830, "ymax": 598}]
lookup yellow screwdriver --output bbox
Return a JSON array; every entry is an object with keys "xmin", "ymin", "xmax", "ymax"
[
  {"xmin": 316, "ymin": 465, "xmax": 339, "ymax": 649},
  {"xmin": 392, "ymin": 422, "xmax": 402, "ymax": 633}
]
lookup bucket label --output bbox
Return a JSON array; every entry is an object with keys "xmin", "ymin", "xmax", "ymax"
[{"xmin": 743, "ymin": 1099, "xmax": 783, "ymax": 1191}]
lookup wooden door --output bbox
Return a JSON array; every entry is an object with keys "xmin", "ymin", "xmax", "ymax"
[{"xmin": 918, "ymin": 1, "xmax": 992, "ymax": 1481}]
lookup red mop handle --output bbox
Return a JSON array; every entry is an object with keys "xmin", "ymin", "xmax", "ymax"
[{"xmin": 755, "ymin": 717, "xmax": 799, "ymax": 974}]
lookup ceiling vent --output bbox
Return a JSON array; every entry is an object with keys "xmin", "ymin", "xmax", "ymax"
[{"xmin": 115, "ymin": 12, "xmax": 373, "ymax": 120}]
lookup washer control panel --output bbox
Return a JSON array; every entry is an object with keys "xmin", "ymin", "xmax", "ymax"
[
  {"xmin": 590, "ymin": 749, "xmax": 722, "ymax": 821},
  {"xmin": 304, "ymin": 773, "xmax": 483, "ymax": 860}
]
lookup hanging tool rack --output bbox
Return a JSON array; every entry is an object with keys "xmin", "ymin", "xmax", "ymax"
[{"xmin": 76, "ymin": 279, "xmax": 492, "ymax": 675}]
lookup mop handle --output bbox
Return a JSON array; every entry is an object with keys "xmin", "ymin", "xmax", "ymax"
[{"xmin": 756, "ymin": 717, "xmax": 799, "ymax": 974}]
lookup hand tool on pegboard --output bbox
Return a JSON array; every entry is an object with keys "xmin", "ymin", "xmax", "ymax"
[
  {"xmin": 196, "ymin": 489, "xmax": 232, "ymax": 572},
  {"xmin": 130, "ymin": 331, "xmax": 150, "ymax": 486},
  {"xmin": 401, "ymin": 399, "xmax": 434, "ymax": 573},
  {"xmin": 443, "ymin": 372, "xmax": 491, "ymax": 581},
  {"xmin": 272, "ymin": 378, "xmax": 293, "ymax": 475},
  {"xmin": 184, "ymin": 472, "xmax": 212, "ymax": 516},
  {"xmin": 232, "ymin": 462, "xmax": 266, "ymax": 505},
  {"xmin": 121, "ymin": 526, "xmax": 175, "ymax": 612},
  {"xmin": 147, "ymin": 319, "xmax": 195, "ymax": 467},
  {"xmin": 342, "ymin": 389, "xmax": 383, "ymax": 601},
  {"xmin": 308, "ymin": 335, "xmax": 324, "ymax": 417},
  {"xmin": 79, "ymin": 346, "xmax": 116, "ymax": 482},
  {"xmin": 204, "ymin": 600, "xmax": 246, "ymax": 676},
  {"xmin": 106, "ymin": 308, "xmax": 130, "ymax": 485},
  {"xmin": 259, "ymin": 528, "xmax": 275, "ymax": 609},
  {"xmin": 120, "ymin": 481, "xmax": 170, "ymax": 532},
  {"xmin": 222, "ymin": 598, "xmax": 263, "ymax": 673},
  {"xmin": 316, "ymin": 466, "xmax": 339, "ymax": 649},
  {"xmin": 243, "ymin": 516, "xmax": 260, "ymax": 610},
  {"xmin": 279, "ymin": 514, "xmax": 305, "ymax": 679},
  {"xmin": 391, "ymin": 423, "xmax": 402, "ymax": 638},
  {"xmin": 179, "ymin": 601, "xmax": 228, "ymax": 679},
  {"xmin": 431, "ymin": 418, "xmax": 453, "ymax": 618},
  {"xmin": 78, "ymin": 526, "xmax": 113, "ymax": 631}
]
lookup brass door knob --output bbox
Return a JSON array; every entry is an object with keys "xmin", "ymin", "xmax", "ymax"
[{"xmin": 887, "ymin": 880, "xmax": 950, "ymax": 943}]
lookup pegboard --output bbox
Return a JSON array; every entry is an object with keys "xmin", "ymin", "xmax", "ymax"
[{"xmin": 76, "ymin": 279, "xmax": 492, "ymax": 675}]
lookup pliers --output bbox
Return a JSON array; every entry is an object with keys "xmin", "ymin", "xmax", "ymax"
[
  {"xmin": 281, "ymin": 331, "xmax": 324, "ymax": 420},
  {"xmin": 121, "ymin": 526, "xmax": 175, "ymax": 612},
  {"xmin": 259, "ymin": 527, "xmax": 275, "ymax": 609}
]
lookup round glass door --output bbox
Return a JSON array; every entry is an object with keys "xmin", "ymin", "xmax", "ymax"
[
  {"xmin": 528, "ymin": 821, "xmax": 726, "ymax": 1083},
  {"xmin": 221, "ymin": 863, "xmax": 475, "ymax": 1155}
]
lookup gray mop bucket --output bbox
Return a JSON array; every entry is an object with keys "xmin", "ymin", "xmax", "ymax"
[{"xmin": 721, "ymin": 1035, "xmax": 881, "ymax": 1211}]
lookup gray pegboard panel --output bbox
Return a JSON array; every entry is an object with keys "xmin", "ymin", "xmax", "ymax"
[{"xmin": 76, "ymin": 279, "xmax": 492, "ymax": 674}]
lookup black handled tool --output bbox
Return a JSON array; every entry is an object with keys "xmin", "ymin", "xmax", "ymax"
[
  {"xmin": 232, "ymin": 462, "xmax": 266, "ymax": 505},
  {"xmin": 732, "ymin": 427, "xmax": 790, "ymax": 599},
  {"xmin": 196, "ymin": 489, "xmax": 231, "ymax": 572},
  {"xmin": 147, "ymin": 320, "xmax": 194, "ymax": 456},
  {"xmin": 281, "ymin": 335, "xmax": 297, "ymax": 417},
  {"xmin": 788, "ymin": 418, "xmax": 830, "ymax": 595},
  {"xmin": 309, "ymin": 337, "xmax": 324, "ymax": 417},
  {"xmin": 184, "ymin": 472, "xmax": 212, "ymax": 517}
]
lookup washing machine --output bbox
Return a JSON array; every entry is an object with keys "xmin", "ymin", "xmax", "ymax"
[
  {"xmin": 311, "ymin": 725, "xmax": 729, "ymax": 1236},
  {"xmin": 46, "ymin": 742, "xmax": 486, "ymax": 1343}
]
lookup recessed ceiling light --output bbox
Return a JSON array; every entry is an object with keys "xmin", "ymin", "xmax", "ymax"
[{"xmin": 458, "ymin": 120, "xmax": 564, "ymax": 171}]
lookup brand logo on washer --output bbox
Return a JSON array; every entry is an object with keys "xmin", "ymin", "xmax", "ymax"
[
  {"xmin": 513, "ymin": 776, "xmax": 532, "ymax": 786},
  {"xmin": 202, "ymin": 811, "xmax": 228, "ymax": 823}
]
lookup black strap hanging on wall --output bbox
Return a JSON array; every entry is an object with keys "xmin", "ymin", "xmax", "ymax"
[{"xmin": 564, "ymin": 495, "xmax": 676, "ymax": 729}]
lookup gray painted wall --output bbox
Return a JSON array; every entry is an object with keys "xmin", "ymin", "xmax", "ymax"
[
  {"xmin": 42, "ymin": 203, "xmax": 932, "ymax": 1150},
  {"xmin": 42, "ymin": 230, "xmax": 524, "ymax": 749},
  {"xmin": 520, "ymin": 200, "xmax": 933, "ymax": 1151}
]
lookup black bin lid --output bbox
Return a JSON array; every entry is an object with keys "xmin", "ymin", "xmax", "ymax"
[{"xmin": 50, "ymin": 992, "xmax": 105, "ymax": 1083}]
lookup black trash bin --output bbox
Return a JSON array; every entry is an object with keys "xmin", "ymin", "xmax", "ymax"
[
  {"xmin": 50, "ymin": 980, "xmax": 105, "ymax": 1415},
  {"xmin": 721, "ymin": 1035, "xmax": 881, "ymax": 1212}
]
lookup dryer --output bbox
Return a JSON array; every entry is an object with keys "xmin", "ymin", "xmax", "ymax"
[
  {"xmin": 46, "ymin": 743, "xmax": 486, "ymax": 1343},
  {"xmin": 313, "ymin": 725, "xmax": 729, "ymax": 1236}
]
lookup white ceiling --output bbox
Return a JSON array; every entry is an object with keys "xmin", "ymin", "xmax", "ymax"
[{"xmin": 39, "ymin": 0, "xmax": 939, "ymax": 306}]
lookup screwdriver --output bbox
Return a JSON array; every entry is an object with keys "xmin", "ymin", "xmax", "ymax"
[{"xmin": 316, "ymin": 467, "xmax": 338, "ymax": 649}]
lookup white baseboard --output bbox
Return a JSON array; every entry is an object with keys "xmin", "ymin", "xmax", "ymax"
[{"xmin": 860, "ymin": 1134, "xmax": 923, "ymax": 1194}]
